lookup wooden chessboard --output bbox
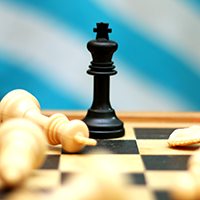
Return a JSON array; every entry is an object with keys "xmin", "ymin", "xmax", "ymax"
[{"xmin": 1, "ymin": 111, "xmax": 200, "ymax": 200}]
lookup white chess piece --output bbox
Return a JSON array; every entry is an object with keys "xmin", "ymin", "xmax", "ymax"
[
  {"xmin": 0, "ymin": 118, "xmax": 47, "ymax": 187},
  {"xmin": 0, "ymin": 89, "xmax": 97, "ymax": 153}
]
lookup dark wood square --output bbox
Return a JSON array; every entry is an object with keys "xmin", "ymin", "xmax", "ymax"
[
  {"xmin": 124, "ymin": 173, "xmax": 146, "ymax": 185},
  {"xmin": 142, "ymin": 155, "xmax": 190, "ymax": 170},
  {"xmin": 40, "ymin": 155, "xmax": 60, "ymax": 169},
  {"xmin": 154, "ymin": 190, "xmax": 170, "ymax": 200},
  {"xmin": 135, "ymin": 128, "xmax": 175, "ymax": 139}
]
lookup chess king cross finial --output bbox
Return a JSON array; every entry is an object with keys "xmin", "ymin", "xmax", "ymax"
[{"xmin": 93, "ymin": 22, "xmax": 112, "ymax": 40}]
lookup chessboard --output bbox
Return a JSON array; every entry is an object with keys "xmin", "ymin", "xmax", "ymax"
[{"xmin": 1, "ymin": 111, "xmax": 200, "ymax": 200}]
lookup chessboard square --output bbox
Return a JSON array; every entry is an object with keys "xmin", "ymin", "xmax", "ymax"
[
  {"xmin": 137, "ymin": 140, "xmax": 168, "ymax": 155},
  {"xmin": 40, "ymin": 155, "xmax": 60, "ymax": 169},
  {"xmin": 62, "ymin": 140, "xmax": 139, "ymax": 154},
  {"xmin": 135, "ymin": 128, "xmax": 175, "ymax": 139},
  {"xmin": 145, "ymin": 171, "xmax": 188, "ymax": 191},
  {"xmin": 125, "ymin": 173, "xmax": 146, "ymax": 185},
  {"xmin": 154, "ymin": 190, "xmax": 170, "ymax": 200},
  {"xmin": 126, "ymin": 185, "xmax": 155, "ymax": 200},
  {"xmin": 137, "ymin": 139, "xmax": 198, "ymax": 155},
  {"xmin": 61, "ymin": 172, "xmax": 75, "ymax": 184},
  {"xmin": 142, "ymin": 155, "xmax": 189, "ymax": 170},
  {"xmin": 59, "ymin": 154, "xmax": 145, "ymax": 173},
  {"xmin": 22, "ymin": 170, "xmax": 60, "ymax": 190}
]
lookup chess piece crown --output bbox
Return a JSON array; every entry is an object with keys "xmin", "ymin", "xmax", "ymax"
[{"xmin": 87, "ymin": 22, "xmax": 118, "ymax": 75}]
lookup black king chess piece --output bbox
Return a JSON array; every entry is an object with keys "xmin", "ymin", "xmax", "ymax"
[{"xmin": 82, "ymin": 22, "xmax": 125, "ymax": 139}]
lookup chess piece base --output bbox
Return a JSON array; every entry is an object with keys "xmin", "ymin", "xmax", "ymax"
[{"xmin": 82, "ymin": 109, "xmax": 125, "ymax": 139}]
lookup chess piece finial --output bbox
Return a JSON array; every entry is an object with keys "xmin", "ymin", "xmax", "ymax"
[
  {"xmin": 82, "ymin": 23, "xmax": 124, "ymax": 139},
  {"xmin": 93, "ymin": 22, "xmax": 111, "ymax": 40},
  {"xmin": 0, "ymin": 89, "xmax": 97, "ymax": 153},
  {"xmin": 0, "ymin": 118, "xmax": 47, "ymax": 187}
]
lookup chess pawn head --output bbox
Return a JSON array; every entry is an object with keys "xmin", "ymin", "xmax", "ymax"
[
  {"xmin": 60, "ymin": 120, "xmax": 90, "ymax": 153},
  {"xmin": 45, "ymin": 113, "xmax": 90, "ymax": 153},
  {"xmin": 0, "ymin": 118, "xmax": 47, "ymax": 187},
  {"xmin": 0, "ymin": 89, "xmax": 41, "ymax": 122}
]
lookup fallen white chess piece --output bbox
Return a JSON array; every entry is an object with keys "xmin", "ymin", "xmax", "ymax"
[
  {"xmin": 0, "ymin": 118, "xmax": 47, "ymax": 187},
  {"xmin": 0, "ymin": 89, "xmax": 97, "ymax": 153},
  {"xmin": 167, "ymin": 125, "xmax": 200, "ymax": 146}
]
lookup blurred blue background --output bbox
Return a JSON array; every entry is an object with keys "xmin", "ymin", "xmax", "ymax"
[{"xmin": 0, "ymin": 0, "xmax": 200, "ymax": 111}]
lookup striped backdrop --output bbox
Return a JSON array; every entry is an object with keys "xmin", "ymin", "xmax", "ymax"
[{"xmin": 0, "ymin": 0, "xmax": 200, "ymax": 111}]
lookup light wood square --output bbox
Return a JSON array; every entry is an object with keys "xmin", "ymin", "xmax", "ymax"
[
  {"xmin": 145, "ymin": 171, "xmax": 188, "ymax": 190},
  {"xmin": 127, "ymin": 185, "xmax": 156, "ymax": 200},
  {"xmin": 59, "ymin": 154, "xmax": 144, "ymax": 173},
  {"xmin": 22, "ymin": 170, "xmax": 60, "ymax": 190}
]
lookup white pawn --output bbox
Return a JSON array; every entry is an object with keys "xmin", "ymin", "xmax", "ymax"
[
  {"xmin": 0, "ymin": 89, "xmax": 97, "ymax": 153},
  {"xmin": 0, "ymin": 118, "xmax": 47, "ymax": 187}
]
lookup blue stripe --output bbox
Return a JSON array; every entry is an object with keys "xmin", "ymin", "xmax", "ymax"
[
  {"xmin": 0, "ymin": 53, "xmax": 86, "ymax": 109},
  {"xmin": 2, "ymin": 0, "xmax": 200, "ymax": 110},
  {"xmin": 182, "ymin": 0, "xmax": 200, "ymax": 11}
]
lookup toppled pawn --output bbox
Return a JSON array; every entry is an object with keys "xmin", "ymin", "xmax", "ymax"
[
  {"xmin": 167, "ymin": 125, "xmax": 200, "ymax": 146},
  {"xmin": 0, "ymin": 89, "xmax": 97, "ymax": 153},
  {"xmin": 0, "ymin": 118, "xmax": 47, "ymax": 187}
]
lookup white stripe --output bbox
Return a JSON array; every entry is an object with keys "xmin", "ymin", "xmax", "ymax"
[
  {"xmin": 0, "ymin": 1, "xmax": 189, "ymax": 110},
  {"xmin": 111, "ymin": 59, "xmax": 189, "ymax": 111},
  {"xmin": 94, "ymin": 0, "xmax": 200, "ymax": 73},
  {"xmin": 0, "ymin": 1, "xmax": 92, "ymax": 105}
]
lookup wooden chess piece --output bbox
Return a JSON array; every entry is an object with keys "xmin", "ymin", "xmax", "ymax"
[
  {"xmin": 167, "ymin": 125, "xmax": 200, "ymax": 146},
  {"xmin": 0, "ymin": 89, "xmax": 97, "ymax": 153},
  {"xmin": 0, "ymin": 118, "xmax": 47, "ymax": 187},
  {"xmin": 82, "ymin": 22, "xmax": 125, "ymax": 139}
]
